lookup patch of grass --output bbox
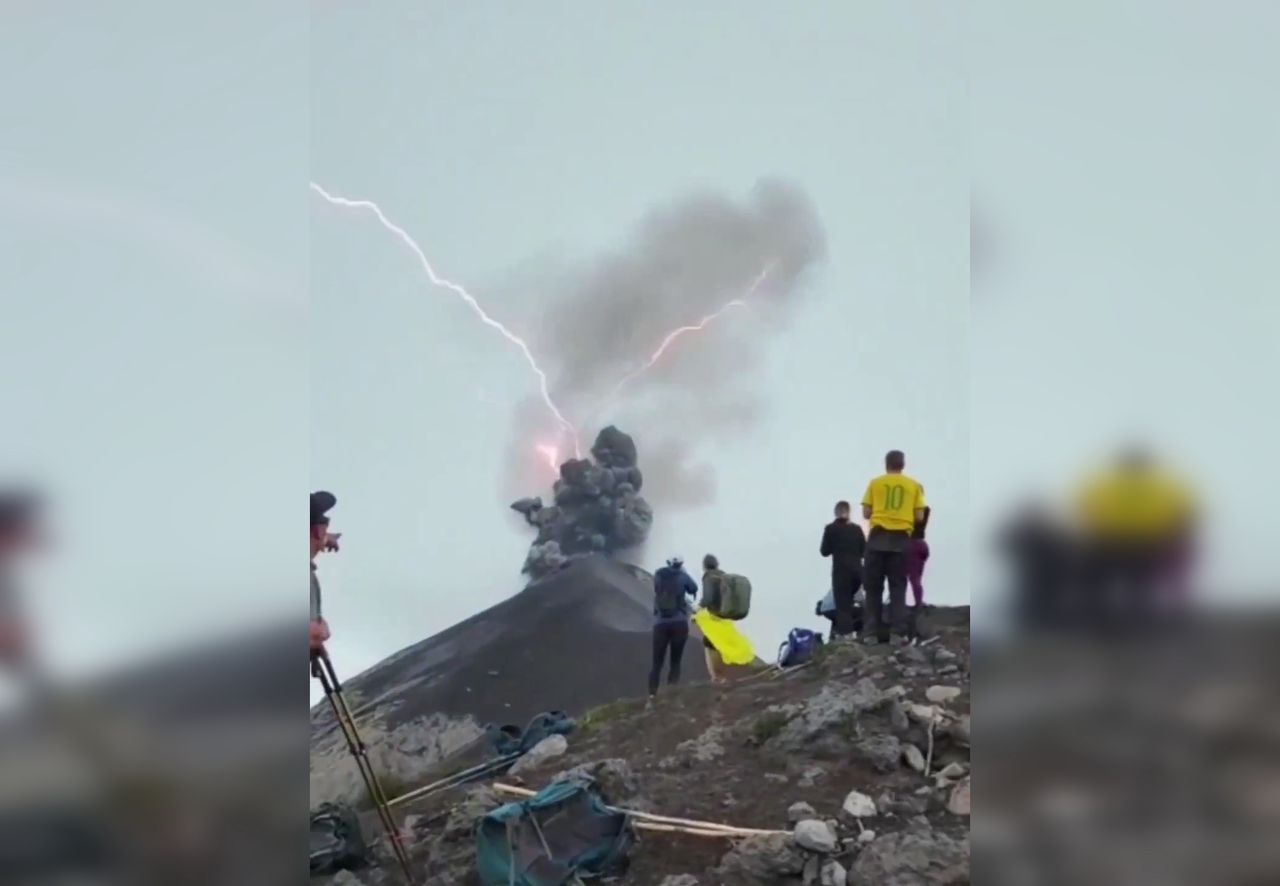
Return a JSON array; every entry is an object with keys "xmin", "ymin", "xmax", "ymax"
[
  {"xmin": 578, "ymin": 699, "xmax": 639, "ymax": 736},
  {"xmin": 750, "ymin": 710, "xmax": 792, "ymax": 745}
]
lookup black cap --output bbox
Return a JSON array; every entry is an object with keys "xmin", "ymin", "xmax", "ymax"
[{"xmin": 311, "ymin": 491, "xmax": 337, "ymax": 526}]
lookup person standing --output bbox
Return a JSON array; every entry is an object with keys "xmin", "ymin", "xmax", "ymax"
[
  {"xmin": 820, "ymin": 501, "xmax": 866, "ymax": 639},
  {"xmin": 699, "ymin": 553, "xmax": 730, "ymax": 684},
  {"xmin": 649, "ymin": 556, "xmax": 698, "ymax": 699},
  {"xmin": 861, "ymin": 450, "xmax": 927, "ymax": 644},
  {"xmin": 907, "ymin": 506, "xmax": 932, "ymax": 608},
  {"xmin": 310, "ymin": 491, "xmax": 341, "ymax": 654}
]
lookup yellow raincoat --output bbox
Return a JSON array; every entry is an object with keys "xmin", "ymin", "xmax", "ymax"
[{"xmin": 693, "ymin": 609, "xmax": 756, "ymax": 665}]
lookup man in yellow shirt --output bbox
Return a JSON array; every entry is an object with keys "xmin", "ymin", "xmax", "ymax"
[{"xmin": 860, "ymin": 450, "xmax": 927, "ymax": 644}]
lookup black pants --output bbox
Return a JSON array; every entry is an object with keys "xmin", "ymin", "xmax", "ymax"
[
  {"xmin": 864, "ymin": 529, "xmax": 911, "ymax": 640},
  {"xmin": 649, "ymin": 620, "xmax": 689, "ymax": 695},
  {"xmin": 831, "ymin": 568, "xmax": 863, "ymax": 637}
]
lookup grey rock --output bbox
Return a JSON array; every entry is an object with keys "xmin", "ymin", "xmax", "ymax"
[
  {"xmin": 508, "ymin": 734, "xmax": 568, "ymax": 775},
  {"xmin": 937, "ymin": 762, "xmax": 968, "ymax": 780},
  {"xmin": 947, "ymin": 776, "xmax": 971, "ymax": 816},
  {"xmin": 948, "ymin": 714, "xmax": 971, "ymax": 747},
  {"xmin": 794, "ymin": 819, "xmax": 839, "ymax": 854},
  {"xmin": 876, "ymin": 791, "xmax": 929, "ymax": 817},
  {"xmin": 933, "ymin": 648, "xmax": 958, "ymax": 662},
  {"xmin": 798, "ymin": 765, "xmax": 827, "ymax": 788},
  {"xmin": 897, "ymin": 646, "xmax": 931, "ymax": 665},
  {"xmin": 773, "ymin": 679, "xmax": 884, "ymax": 756},
  {"xmin": 788, "ymin": 801, "xmax": 817, "ymax": 824},
  {"xmin": 858, "ymin": 829, "xmax": 877, "ymax": 844},
  {"xmin": 820, "ymin": 859, "xmax": 848, "ymax": 886},
  {"xmin": 841, "ymin": 790, "xmax": 877, "ymax": 819},
  {"xmin": 332, "ymin": 873, "xmax": 365, "ymax": 886},
  {"xmin": 854, "ymin": 733, "xmax": 902, "ymax": 773},
  {"xmin": 925, "ymin": 685, "xmax": 962, "ymax": 704},
  {"xmin": 715, "ymin": 833, "xmax": 808, "ymax": 882},
  {"xmin": 658, "ymin": 877, "xmax": 700, "ymax": 886},
  {"xmin": 848, "ymin": 830, "xmax": 970, "ymax": 885},
  {"xmin": 902, "ymin": 743, "xmax": 926, "ymax": 772},
  {"xmin": 803, "ymin": 855, "xmax": 822, "ymax": 885},
  {"xmin": 669, "ymin": 725, "xmax": 728, "ymax": 768},
  {"xmin": 938, "ymin": 664, "xmax": 960, "ymax": 675},
  {"xmin": 553, "ymin": 758, "xmax": 640, "ymax": 806}
]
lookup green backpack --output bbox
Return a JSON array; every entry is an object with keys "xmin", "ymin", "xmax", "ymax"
[{"xmin": 717, "ymin": 574, "xmax": 752, "ymax": 620}]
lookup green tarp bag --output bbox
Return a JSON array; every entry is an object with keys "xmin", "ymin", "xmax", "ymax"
[
  {"xmin": 475, "ymin": 778, "xmax": 633, "ymax": 886},
  {"xmin": 717, "ymin": 573, "xmax": 752, "ymax": 620}
]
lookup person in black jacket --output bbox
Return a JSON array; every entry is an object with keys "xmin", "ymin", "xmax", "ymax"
[{"xmin": 821, "ymin": 501, "xmax": 866, "ymax": 639}]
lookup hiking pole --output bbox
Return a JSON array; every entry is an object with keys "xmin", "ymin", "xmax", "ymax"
[{"xmin": 312, "ymin": 650, "xmax": 418, "ymax": 885}]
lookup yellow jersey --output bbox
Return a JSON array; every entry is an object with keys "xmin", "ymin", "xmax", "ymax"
[
  {"xmin": 862, "ymin": 473, "xmax": 927, "ymax": 534},
  {"xmin": 1076, "ymin": 467, "xmax": 1193, "ymax": 542}
]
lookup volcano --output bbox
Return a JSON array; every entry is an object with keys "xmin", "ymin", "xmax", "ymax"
[{"xmin": 309, "ymin": 555, "xmax": 713, "ymax": 803}]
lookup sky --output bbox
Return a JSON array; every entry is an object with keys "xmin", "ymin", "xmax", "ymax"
[{"xmin": 310, "ymin": 2, "xmax": 968, "ymax": 688}]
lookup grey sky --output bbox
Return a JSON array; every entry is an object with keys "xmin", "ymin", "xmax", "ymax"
[{"xmin": 311, "ymin": 2, "xmax": 967, "ymax": 688}]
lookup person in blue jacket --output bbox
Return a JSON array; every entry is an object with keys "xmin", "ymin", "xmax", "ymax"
[{"xmin": 649, "ymin": 556, "xmax": 698, "ymax": 699}]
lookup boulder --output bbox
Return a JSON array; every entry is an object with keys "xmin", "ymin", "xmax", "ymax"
[
  {"xmin": 820, "ymin": 859, "xmax": 848, "ymax": 886},
  {"xmin": 925, "ymin": 686, "xmax": 962, "ymax": 704},
  {"xmin": 848, "ymin": 831, "xmax": 970, "ymax": 885},
  {"xmin": 841, "ymin": 790, "xmax": 877, "ymax": 819},
  {"xmin": 658, "ymin": 876, "xmax": 700, "ymax": 886},
  {"xmin": 553, "ymin": 758, "xmax": 641, "ymax": 807},
  {"xmin": 794, "ymin": 819, "xmax": 839, "ymax": 854},
  {"xmin": 854, "ymin": 733, "xmax": 902, "ymax": 773},
  {"xmin": 715, "ymin": 833, "xmax": 807, "ymax": 883},
  {"xmin": 788, "ymin": 801, "xmax": 817, "ymax": 825},
  {"xmin": 773, "ymin": 679, "xmax": 884, "ymax": 756},
  {"xmin": 508, "ymin": 734, "xmax": 568, "ymax": 775}
]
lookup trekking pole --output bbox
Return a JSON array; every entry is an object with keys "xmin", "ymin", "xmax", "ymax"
[{"xmin": 312, "ymin": 650, "xmax": 418, "ymax": 885}]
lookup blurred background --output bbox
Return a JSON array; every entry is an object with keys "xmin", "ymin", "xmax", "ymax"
[{"xmin": 972, "ymin": 3, "xmax": 1280, "ymax": 884}]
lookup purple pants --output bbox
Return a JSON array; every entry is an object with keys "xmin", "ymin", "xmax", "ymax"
[{"xmin": 907, "ymin": 539, "xmax": 930, "ymax": 607}]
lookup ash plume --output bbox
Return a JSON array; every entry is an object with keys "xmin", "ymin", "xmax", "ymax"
[
  {"xmin": 507, "ymin": 179, "xmax": 826, "ymax": 510},
  {"xmin": 512, "ymin": 426, "xmax": 653, "ymax": 579}
]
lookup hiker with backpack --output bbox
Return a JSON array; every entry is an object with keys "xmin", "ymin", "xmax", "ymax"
[
  {"xmin": 820, "ymin": 500, "xmax": 866, "ymax": 639},
  {"xmin": 697, "ymin": 553, "xmax": 753, "ymax": 682},
  {"xmin": 860, "ymin": 450, "xmax": 928, "ymax": 645},
  {"xmin": 649, "ymin": 556, "xmax": 698, "ymax": 699}
]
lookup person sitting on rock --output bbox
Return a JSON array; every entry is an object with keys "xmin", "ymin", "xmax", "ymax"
[
  {"xmin": 699, "ymin": 553, "xmax": 731, "ymax": 684},
  {"xmin": 649, "ymin": 556, "xmax": 698, "ymax": 700},
  {"xmin": 816, "ymin": 586, "xmax": 865, "ymax": 639}
]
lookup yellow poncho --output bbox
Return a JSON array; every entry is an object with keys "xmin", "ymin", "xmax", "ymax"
[{"xmin": 693, "ymin": 610, "xmax": 756, "ymax": 665}]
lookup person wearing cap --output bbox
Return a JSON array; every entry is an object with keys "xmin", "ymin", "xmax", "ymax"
[
  {"xmin": 649, "ymin": 555, "xmax": 698, "ymax": 700},
  {"xmin": 310, "ymin": 491, "xmax": 341, "ymax": 654},
  {"xmin": 699, "ymin": 553, "xmax": 730, "ymax": 684}
]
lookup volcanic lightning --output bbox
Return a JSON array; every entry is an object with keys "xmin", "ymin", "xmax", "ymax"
[
  {"xmin": 310, "ymin": 182, "xmax": 581, "ymax": 457},
  {"xmin": 595, "ymin": 263, "xmax": 775, "ymax": 410}
]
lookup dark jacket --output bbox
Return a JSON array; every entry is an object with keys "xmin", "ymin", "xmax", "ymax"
[
  {"xmin": 821, "ymin": 518, "xmax": 866, "ymax": 576},
  {"xmin": 653, "ymin": 565, "xmax": 698, "ymax": 623}
]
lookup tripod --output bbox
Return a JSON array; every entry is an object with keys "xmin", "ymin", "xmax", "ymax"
[{"xmin": 312, "ymin": 650, "xmax": 418, "ymax": 885}]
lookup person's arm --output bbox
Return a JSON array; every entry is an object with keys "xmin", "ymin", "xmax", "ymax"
[
  {"xmin": 861, "ymin": 482, "xmax": 874, "ymax": 521},
  {"xmin": 820, "ymin": 524, "xmax": 833, "ymax": 557},
  {"xmin": 913, "ymin": 483, "xmax": 928, "ymax": 525},
  {"xmin": 683, "ymin": 572, "xmax": 698, "ymax": 598}
]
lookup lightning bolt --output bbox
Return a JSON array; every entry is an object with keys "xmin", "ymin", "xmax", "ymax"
[
  {"xmin": 597, "ymin": 263, "xmax": 775, "ymax": 407},
  {"xmin": 310, "ymin": 182, "xmax": 581, "ymax": 455}
]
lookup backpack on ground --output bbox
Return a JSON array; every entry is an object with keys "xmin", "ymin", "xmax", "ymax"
[
  {"xmin": 716, "ymin": 574, "xmax": 752, "ymax": 620},
  {"xmin": 309, "ymin": 801, "xmax": 367, "ymax": 875},
  {"xmin": 475, "ymin": 777, "xmax": 634, "ymax": 885},
  {"xmin": 654, "ymin": 569, "xmax": 687, "ymax": 618},
  {"xmin": 777, "ymin": 628, "xmax": 823, "ymax": 668}
]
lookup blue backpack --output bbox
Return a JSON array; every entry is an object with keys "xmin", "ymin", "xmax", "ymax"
[{"xmin": 777, "ymin": 628, "xmax": 823, "ymax": 668}]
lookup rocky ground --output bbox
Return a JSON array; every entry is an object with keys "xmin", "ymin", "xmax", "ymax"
[{"xmin": 317, "ymin": 606, "xmax": 969, "ymax": 885}]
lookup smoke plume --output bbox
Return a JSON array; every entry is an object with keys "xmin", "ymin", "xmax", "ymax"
[{"xmin": 507, "ymin": 179, "xmax": 826, "ymax": 510}]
